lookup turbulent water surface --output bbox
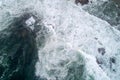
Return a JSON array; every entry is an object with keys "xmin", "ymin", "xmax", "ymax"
[{"xmin": 0, "ymin": 0, "xmax": 120, "ymax": 80}]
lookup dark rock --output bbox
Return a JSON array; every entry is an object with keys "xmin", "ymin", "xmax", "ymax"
[
  {"xmin": 110, "ymin": 57, "xmax": 116, "ymax": 72},
  {"xmin": 110, "ymin": 57, "xmax": 116, "ymax": 64},
  {"xmin": 98, "ymin": 48, "xmax": 106, "ymax": 55},
  {"xmin": 75, "ymin": 0, "xmax": 89, "ymax": 5},
  {"xmin": 94, "ymin": 37, "xmax": 98, "ymax": 40}
]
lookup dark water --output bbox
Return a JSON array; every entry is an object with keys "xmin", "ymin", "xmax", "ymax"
[
  {"xmin": 83, "ymin": 0, "xmax": 120, "ymax": 29},
  {"xmin": 0, "ymin": 13, "xmax": 39, "ymax": 80}
]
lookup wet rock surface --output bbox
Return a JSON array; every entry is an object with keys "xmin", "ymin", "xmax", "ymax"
[{"xmin": 0, "ymin": 13, "xmax": 40, "ymax": 80}]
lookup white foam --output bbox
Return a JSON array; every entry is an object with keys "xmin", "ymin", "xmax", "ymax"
[{"xmin": 0, "ymin": 0, "xmax": 120, "ymax": 80}]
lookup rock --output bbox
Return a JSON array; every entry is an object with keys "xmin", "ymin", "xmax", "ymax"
[
  {"xmin": 109, "ymin": 57, "xmax": 116, "ymax": 72},
  {"xmin": 75, "ymin": 0, "xmax": 89, "ymax": 5},
  {"xmin": 111, "ymin": 57, "xmax": 116, "ymax": 64},
  {"xmin": 98, "ymin": 48, "xmax": 106, "ymax": 55}
]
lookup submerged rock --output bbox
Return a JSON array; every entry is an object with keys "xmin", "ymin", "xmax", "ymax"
[
  {"xmin": 0, "ymin": 13, "xmax": 40, "ymax": 80},
  {"xmin": 110, "ymin": 57, "xmax": 116, "ymax": 72},
  {"xmin": 75, "ymin": 0, "xmax": 89, "ymax": 5},
  {"xmin": 98, "ymin": 48, "xmax": 106, "ymax": 55}
]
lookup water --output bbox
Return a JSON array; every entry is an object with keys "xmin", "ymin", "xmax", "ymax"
[{"xmin": 0, "ymin": 0, "xmax": 120, "ymax": 80}]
